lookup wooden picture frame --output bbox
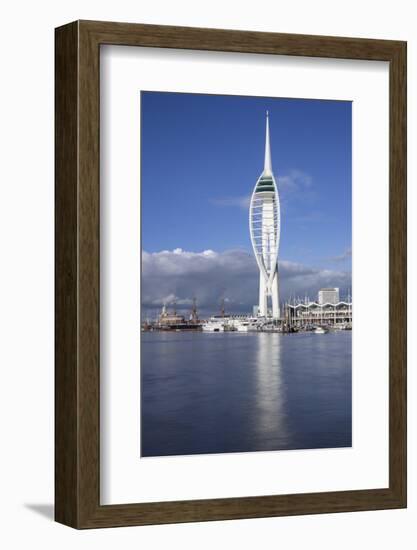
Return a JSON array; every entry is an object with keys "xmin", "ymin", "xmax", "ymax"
[{"xmin": 55, "ymin": 20, "xmax": 406, "ymax": 529}]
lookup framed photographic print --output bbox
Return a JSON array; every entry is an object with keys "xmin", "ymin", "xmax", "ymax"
[{"xmin": 55, "ymin": 20, "xmax": 406, "ymax": 528}]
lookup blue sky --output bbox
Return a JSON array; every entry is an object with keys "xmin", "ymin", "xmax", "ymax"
[{"xmin": 141, "ymin": 91, "xmax": 352, "ymax": 312}]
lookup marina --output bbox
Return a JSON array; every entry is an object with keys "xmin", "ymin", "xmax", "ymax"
[{"xmin": 141, "ymin": 291, "xmax": 352, "ymax": 334}]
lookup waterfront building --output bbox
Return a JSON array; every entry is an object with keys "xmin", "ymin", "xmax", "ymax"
[
  {"xmin": 318, "ymin": 287, "xmax": 340, "ymax": 305},
  {"xmin": 286, "ymin": 298, "xmax": 352, "ymax": 328},
  {"xmin": 249, "ymin": 112, "xmax": 281, "ymax": 319}
]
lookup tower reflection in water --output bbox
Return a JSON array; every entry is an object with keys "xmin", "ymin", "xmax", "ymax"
[{"xmin": 252, "ymin": 333, "xmax": 290, "ymax": 451}]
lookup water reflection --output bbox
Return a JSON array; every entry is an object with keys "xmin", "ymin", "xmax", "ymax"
[
  {"xmin": 141, "ymin": 331, "xmax": 352, "ymax": 457},
  {"xmin": 253, "ymin": 333, "xmax": 290, "ymax": 449}
]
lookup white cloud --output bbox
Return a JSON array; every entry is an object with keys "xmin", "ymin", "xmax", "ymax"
[
  {"xmin": 142, "ymin": 248, "xmax": 351, "ymax": 315},
  {"xmin": 278, "ymin": 169, "xmax": 313, "ymax": 193},
  {"xmin": 329, "ymin": 247, "xmax": 352, "ymax": 263},
  {"xmin": 209, "ymin": 195, "xmax": 251, "ymax": 209}
]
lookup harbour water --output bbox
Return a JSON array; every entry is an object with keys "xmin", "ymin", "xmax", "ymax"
[{"xmin": 141, "ymin": 331, "xmax": 352, "ymax": 457}]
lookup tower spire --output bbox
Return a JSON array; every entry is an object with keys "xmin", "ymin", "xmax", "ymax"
[
  {"xmin": 264, "ymin": 111, "xmax": 272, "ymax": 176},
  {"xmin": 249, "ymin": 111, "xmax": 280, "ymax": 319}
]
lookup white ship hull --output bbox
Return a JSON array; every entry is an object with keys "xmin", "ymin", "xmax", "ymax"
[
  {"xmin": 314, "ymin": 326, "xmax": 329, "ymax": 334},
  {"xmin": 202, "ymin": 322, "xmax": 224, "ymax": 332}
]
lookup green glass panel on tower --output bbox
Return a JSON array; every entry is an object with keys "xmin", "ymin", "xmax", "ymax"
[{"xmin": 255, "ymin": 176, "xmax": 275, "ymax": 193}]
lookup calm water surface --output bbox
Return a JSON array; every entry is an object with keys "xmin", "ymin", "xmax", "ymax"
[{"xmin": 141, "ymin": 331, "xmax": 351, "ymax": 457}]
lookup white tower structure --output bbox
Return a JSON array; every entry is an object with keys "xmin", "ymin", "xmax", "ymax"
[{"xmin": 249, "ymin": 112, "xmax": 281, "ymax": 319}]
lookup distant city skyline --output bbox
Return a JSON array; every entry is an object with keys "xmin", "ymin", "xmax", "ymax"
[{"xmin": 141, "ymin": 91, "xmax": 352, "ymax": 314}]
